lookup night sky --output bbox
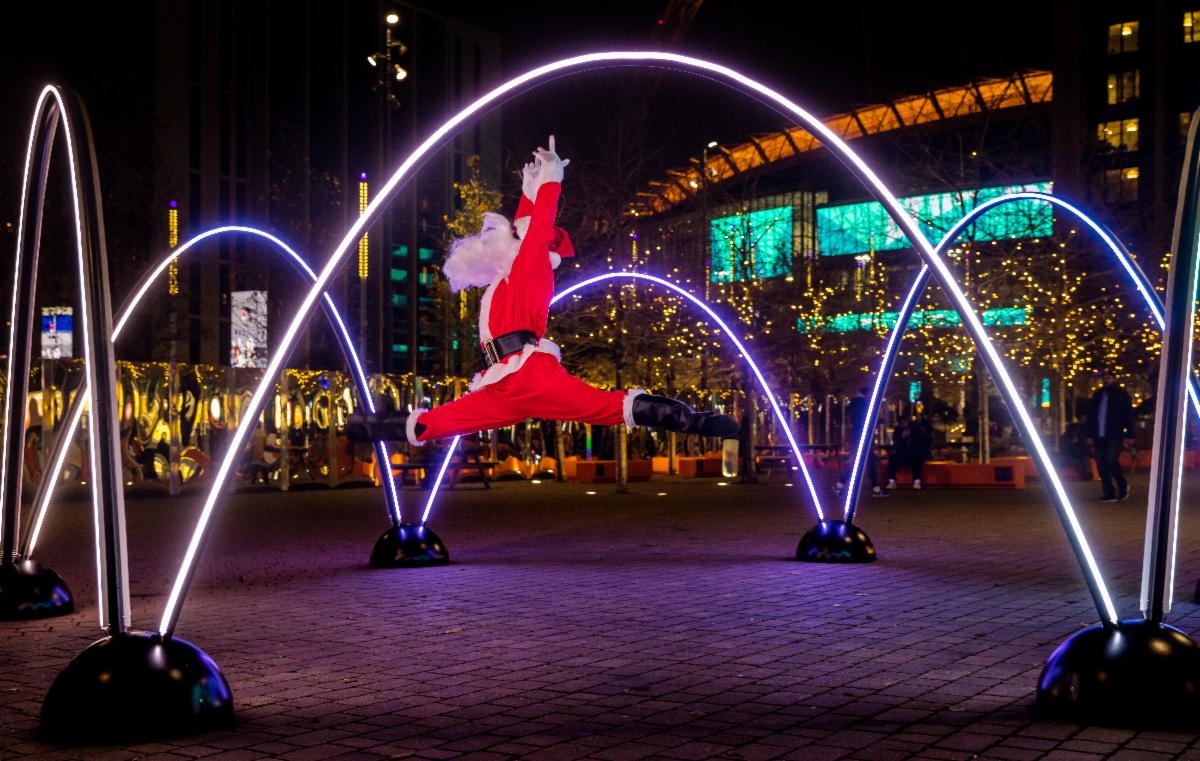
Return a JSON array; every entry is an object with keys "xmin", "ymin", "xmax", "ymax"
[
  {"xmin": 0, "ymin": 1, "xmax": 1054, "ymax": 175},
  {"xmin": 446, "ymin": 1, "xmax": 1053, "ymax": 163},
  {"xmin": 0, "ymin": 0, "xmax": 1056, "ymax": 252}
]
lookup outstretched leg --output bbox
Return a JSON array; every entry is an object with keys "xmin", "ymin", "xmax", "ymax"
[{"xmin": 348, "ymin": 353, "xmax": 738, "ymax": 443}]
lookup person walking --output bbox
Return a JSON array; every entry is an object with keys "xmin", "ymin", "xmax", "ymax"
[
  {"xmin": 835, "ymin": 387, "xmax": 886, "ymax": 498},
  {"xmin": 1087, "ymin": 371, "xmax": 1134, "ymax": 502},
  {"xmin": 886, "ymin": 414, "xmax": 932, "ymax": 490}
]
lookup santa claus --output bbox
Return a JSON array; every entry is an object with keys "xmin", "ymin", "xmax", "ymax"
[{"xmin": 348, "ymin": 136, "xmax": 738, "ymax": 445}]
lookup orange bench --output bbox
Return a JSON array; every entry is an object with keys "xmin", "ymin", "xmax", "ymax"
[
  {"xmin": 562, "ymin": 455, "xmax": 579, "ymax": 480},
  {"xmin": 881, "ymin": 460, "xmax": 1025, "ymax": 489},
  {"xmin": 922, "ymin": 461, "xmax": 1025, "ymax": 489},
  {"xmin": 990, "ymin": 454, "xmax": 1098, "ymax": 482},
  {"xmin": 575, "ymin": 459, "xmax": 652, "ymax": 483},
  {"xmin": 990, "ymin": 456, "xmax": 1037, "ymax": 479},
  {"xmin": 677, "ymin": 455, "xmax": 724, "ymax": 478}
]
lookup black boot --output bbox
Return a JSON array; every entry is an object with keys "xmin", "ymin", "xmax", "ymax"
[
  {"xmin": 346, "ymin": 412, "xmax": 420, "ymax": 442},
  {"xmin": 630, "ymin": 394, "xmax": 740, "ymax": 438}
]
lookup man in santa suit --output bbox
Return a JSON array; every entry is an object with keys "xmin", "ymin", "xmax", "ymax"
[{"xmin": 348, "ymin": 136, "xmax": 738, "ymax": 445}]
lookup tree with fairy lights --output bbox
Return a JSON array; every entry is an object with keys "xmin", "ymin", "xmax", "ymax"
[{"xmin": 427, "ymin": 155, "xmax": 504, "ymax": 379}]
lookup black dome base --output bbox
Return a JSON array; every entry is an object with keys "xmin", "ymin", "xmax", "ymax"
[
  {"xmin": 0, "ymin": 559, "xmax": 74, "ymax": 620},
  {"xmin": 1037, "ymin": 618, "xmax": 1200, "ymax": 728},
  {"xmin": 369, "ymin": 523, "xmax": 450, "ymax": 568},
  {"xmin": 42, "ymin": 630, "xmax": 233, "ymax": 741},
  {"xmin": 796, "ymin": 520, "xmax": 876, "ymax": 563}
]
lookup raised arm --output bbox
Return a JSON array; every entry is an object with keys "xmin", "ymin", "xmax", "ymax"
[{"xmin": 512, "ymin": 136, "xmax": 569, "ymax": 274}]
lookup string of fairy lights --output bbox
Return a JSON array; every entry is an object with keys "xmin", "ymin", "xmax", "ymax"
[{"xmin": 541, "ymin": 205, "xmax": 1171, "ymax": 424}]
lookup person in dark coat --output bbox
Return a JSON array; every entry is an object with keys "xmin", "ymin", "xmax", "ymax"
[
  {"xmin": 836, "ymin": 387, "xmax": 886, "ymax": 498},
  {"xmin": 887, "ymin": 413, "xmax": 932, "ymax": 490},
  {"xmin": 1087, "ymin": 371, "xmax": 1134, "ymax": 501}
]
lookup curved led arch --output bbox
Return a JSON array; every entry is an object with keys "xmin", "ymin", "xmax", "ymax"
[
  {"xmin": 22, "ymin": 226, "xmax": 402, "ymax": 558},
  {"xmin": 417, "ymin": 271, "xmax": 824, "ymax": 525},
  {"xmin": 1, "ymin": 86, "xmax": 130, "ymax": 629},
  {"xmin": 159, "ymin": 51, "xmax": 1118, "ymax": 638},
  {"xmin": 841, "ymin": 192, "xmax": 1199, "ymax": 526}
]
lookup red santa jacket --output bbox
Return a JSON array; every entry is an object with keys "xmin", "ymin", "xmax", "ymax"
[{"xmin": 479, "ymin": 181, "xmax": 563, "ymax": 344}]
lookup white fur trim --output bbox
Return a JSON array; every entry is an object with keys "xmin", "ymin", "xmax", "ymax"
[
  {"xmin": 478, "ymin": 280, "xmax": 499, "ymax": 341},
  {"xmin": 549, "ymin": 252, "xmax": 562, "ymax": 269},
  {"xmin": 407, "ymin": 408, "xmax": 427, "ymax": 447},
  {"xmin": 623, "ymin": 389, "xmax": 646, "ymax": 428},
  {"xmin": 469, "ymin": 339, "xmax": 561, "ymax": 392}
]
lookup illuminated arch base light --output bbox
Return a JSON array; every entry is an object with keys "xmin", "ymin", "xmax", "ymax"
[{"xmin": 12, "ymin": 56, "xmax": 1195, "ymax": 736}]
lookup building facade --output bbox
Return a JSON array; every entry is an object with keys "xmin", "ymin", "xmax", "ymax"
[{"xmin": 146, "ymin": 0, "xmax": 502, "ymax": 373}]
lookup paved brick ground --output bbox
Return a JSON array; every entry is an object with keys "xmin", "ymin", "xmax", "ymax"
[{"xmin": 3, "ymin": 471, "xmax": 1200, "ymax": 760}]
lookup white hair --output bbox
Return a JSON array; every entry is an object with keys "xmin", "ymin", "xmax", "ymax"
[{"xmin": 443, "ymin": 211, "xmax": 520, "ymax": 292}]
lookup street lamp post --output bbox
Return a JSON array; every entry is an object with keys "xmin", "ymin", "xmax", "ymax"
[{"xmin": 366, "ymin": 9, "xmax": 408, "ymax": 374}]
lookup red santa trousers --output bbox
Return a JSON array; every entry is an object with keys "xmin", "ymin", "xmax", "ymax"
[{"xmin": 413, "ymin": 352, "xmax": 634, "ymax": 444}]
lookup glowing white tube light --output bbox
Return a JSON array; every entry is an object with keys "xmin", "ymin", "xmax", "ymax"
[
  {"xmin": 24, "ymin": 226, "xmax": 401, "ymax": 557},
  {"xmin": 842, "ymin": 192, "xmax": 1196, "ymax": 525},
  {"xmin": 419, "ymin": 435, "xmax": 461, "ymax": 524},
  {"xmin": 2, "ymin": 87, "xmax": 119, "ymax": 626},
  {"xmin": 840, "ymin": 267, "xmax": 928, "ymax": 522},
  {"xmin": 159, "ymin": 52, "xmax": 1118, "ymax": 637}
]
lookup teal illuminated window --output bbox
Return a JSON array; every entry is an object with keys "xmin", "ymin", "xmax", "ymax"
[
  {"xmin": 797, "ymin": 306, "xmax": 1027, "ymax": 334},
  {"xmin": 909, "ymin": 381, "xmax": 922, "ymax": 403},
  {"xmin": 710, "ymin": 206, "xmax": 793, "ymax": 282},
  {"xmin": 815, "ymin": 183, "xmax": 1053, "ymax": 257},
  {"xmin": 1040, "ymin": 377, "xmax": 1051, "ymax": 408},
  {"xmin": 392, "ymin": 246, "xmax": 436, "ymax": 261}
]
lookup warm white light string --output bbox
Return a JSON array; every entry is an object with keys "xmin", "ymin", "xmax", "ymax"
[{"xmin": 842, "ymin": 192, "xmax": 1197, "ymax": 527}]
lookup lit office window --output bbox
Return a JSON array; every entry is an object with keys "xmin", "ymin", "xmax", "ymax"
[
  {"xmin": 1102, "ymin": 167, "xmax": 1139, "ymax": 202},
  {"xmin": 1185, "ymin": 10, "xmax": 1199, "ymax": 43},
  {"xmin": 709, "ymin": 206, "xmax": 793, "ymax": 283},
  {"xmin": 1096, "ymin": 118, "xmax": 1139, "ymax": 151},
  {"xmin": 1107, "ymin": 21, "xmax": 1139, "ymax": 53},
  {"xmin": 1105, "ymin": 70, "xmax": 1140, "ymax": 104}
]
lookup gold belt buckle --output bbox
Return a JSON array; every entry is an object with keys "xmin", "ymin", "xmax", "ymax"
[{"xmin": 484, "ymin": 340, "xmax": 501, "ymax": 366}]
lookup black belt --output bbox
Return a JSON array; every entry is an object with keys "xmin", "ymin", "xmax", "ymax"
[{"xmin": 481, "ymin": 330, "xmax": 538, "ymax": 367}]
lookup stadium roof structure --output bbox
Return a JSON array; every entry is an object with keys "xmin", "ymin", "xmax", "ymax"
[{"xmin": 632, "ymin": 70, "xmax": 1053, "ymax": 217}]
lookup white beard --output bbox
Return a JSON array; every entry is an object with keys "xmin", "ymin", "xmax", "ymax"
[{"xmin": 443, "ymin": 211, "xmax": 520, "ymax": 292}]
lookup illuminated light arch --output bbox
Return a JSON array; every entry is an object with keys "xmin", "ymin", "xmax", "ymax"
[
  {"xmin": 22, "ymin": 226, "xmax": 402, "ymax": 559},
  {"xmin": 160, "ymin": 52, "xmax": 1118, "ymax": 639},
  {"xmin": 417, "ymin": 271, "xmax": 822, "ymax": 526},
  {"xmin": 1, "ymin": 85, "xmax": 130, "ymax": 629},
  {"xmin": 841, "ymin": 192, "xmax": 1199, "ymax": 526}
]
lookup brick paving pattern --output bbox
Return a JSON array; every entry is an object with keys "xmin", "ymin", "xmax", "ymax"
[{"xmin": 3, "ymin": 473, "xmax": 1200, "ymax": 759}]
